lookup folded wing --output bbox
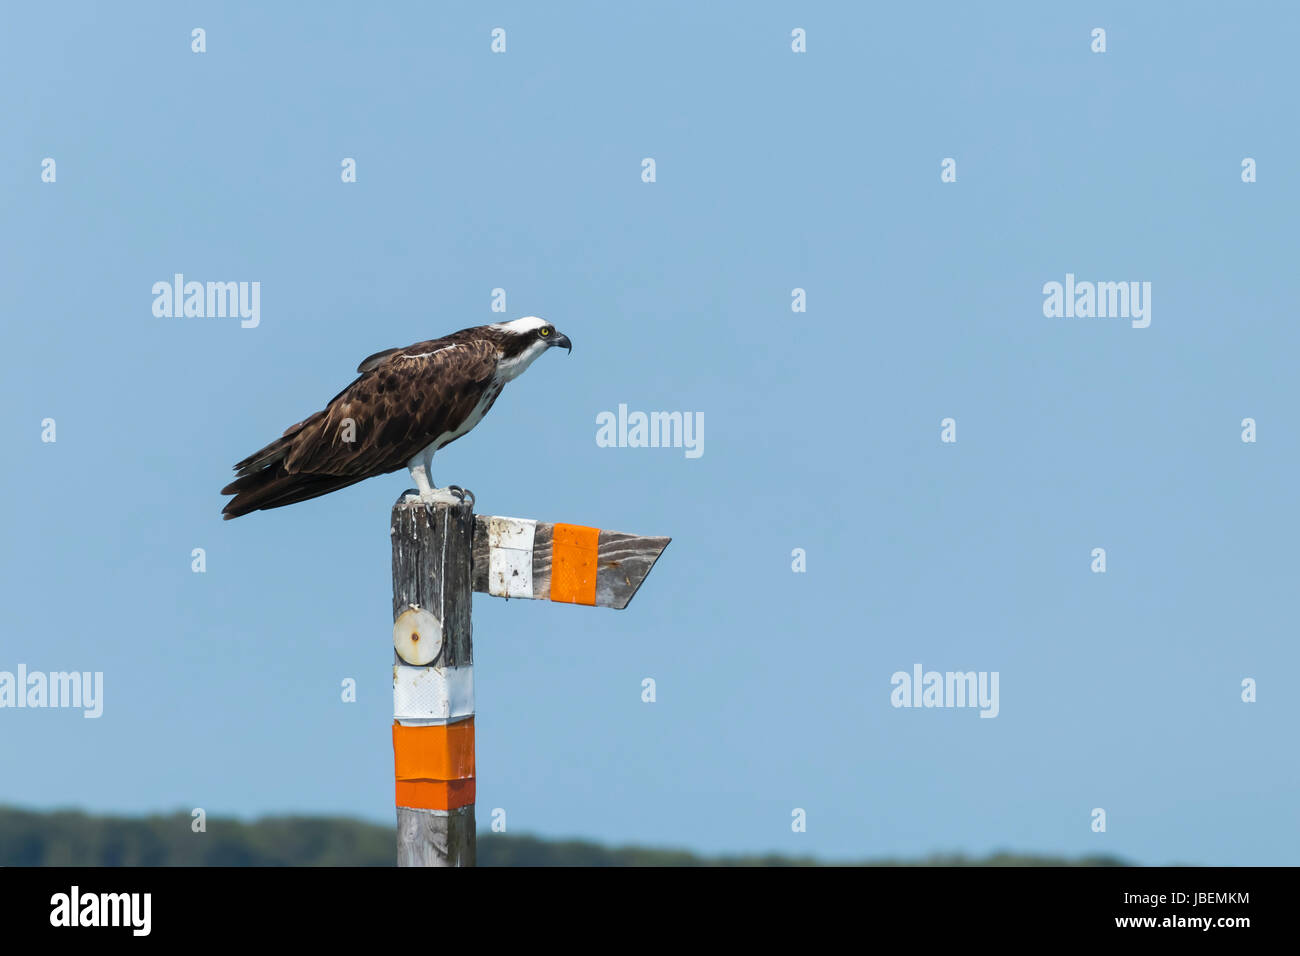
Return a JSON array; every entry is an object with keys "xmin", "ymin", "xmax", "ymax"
[{"xmin": 221, "ymin": 338, "xmax": 500, "ymax": 518}]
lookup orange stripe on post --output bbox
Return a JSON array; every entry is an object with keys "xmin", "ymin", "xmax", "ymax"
[
  {"xmin": 550, "ymin": 523, "xmax": 599, "ymax": 605},
  {"xmin": 393, "ymin": 719, "xmax": 475, "ymax": 810},
  {"xmin": 395, "ymin": 779, "xmax": 476, "ymax": 810}
]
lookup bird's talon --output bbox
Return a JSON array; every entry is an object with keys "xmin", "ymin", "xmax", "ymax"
[{"xmin": 443, "ymin": 485, "xmax": 476, "ymax": 508}]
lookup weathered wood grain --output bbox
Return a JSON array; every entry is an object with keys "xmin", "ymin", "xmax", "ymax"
[
  {"xmin": 396, "ymin": 806, "xmax": 475, "ymax": 867},
  {"xmin": 470, "ymin": 516, "xmax": 670, "ymax": 609},
  {"xmin": 593, "ymin": 529, "xmax": 672, "ymax": 610},
  {"xmin": 391, "ymin": 497, "xmax": 476, "ymax": 867},
  {"xmin": 393, "ymin": 499, "xmax": 474, "ymax": 668}
]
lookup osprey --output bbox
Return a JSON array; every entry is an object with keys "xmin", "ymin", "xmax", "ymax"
[{"xmin": 221, "ymin": 316, "xmax": 571, "ymax": 519}]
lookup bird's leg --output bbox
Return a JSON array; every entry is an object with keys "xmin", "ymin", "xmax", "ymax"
[
  {"xmin": 408, "ymin": 462, "xmax": 434, "ymax": 496},
  {"xmin": 404, "ymin": 459, "xmax": 464, "ymax": 506}
]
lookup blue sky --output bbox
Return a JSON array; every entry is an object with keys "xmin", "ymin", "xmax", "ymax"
[{"xmin": 2, "ymin": 2, "xmax": 1297, "ymax": 865}]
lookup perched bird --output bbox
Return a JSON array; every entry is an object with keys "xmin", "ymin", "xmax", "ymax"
[{"xmin": 221, "ymin": 316, "xmax": 571, "ymax": 519}]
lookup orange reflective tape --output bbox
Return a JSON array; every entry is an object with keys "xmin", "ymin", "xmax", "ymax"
[
  {"xmin": 395, "ymin": 778, "xmax": 476, "ymax": 811},
  {"xmin": 393, "ymin": 719, "xmax": 475, "ymax": 810},
  {"xmin": 393, "ymin": 719, "xmax": 475, "ymax": 780},
  {"xmin": 550, "ymin": 523, "xmax": 599, "ymax": 606}
]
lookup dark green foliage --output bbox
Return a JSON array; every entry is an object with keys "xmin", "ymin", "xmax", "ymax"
[
  {"xmin": 0, "ymin": 807, "xmax": 392, "ymax": 867},
  {"xmin": 0, "ymin": 806, "xmax": 1129, "ymax": 867}
]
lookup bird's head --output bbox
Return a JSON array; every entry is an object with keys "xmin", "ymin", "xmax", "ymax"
[
  {"xmin": 490, "ymin": 316, "xmax": 572, "ymax": 379},
  {"xmin": 494, "ymin": 315, "xmax": 571, "ymax": 352}
]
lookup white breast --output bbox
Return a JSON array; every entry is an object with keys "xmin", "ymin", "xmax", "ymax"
[
  {"xmin": 446, "ymin": 383, "xmax": 502, "ymax": 443},
  {"xmin": 407, "ymin": 341, "xmax": 542, "ymax": 469},
  {"xmin": 411, "ymin": 382, "xmax": 503, "ymax": 466}
]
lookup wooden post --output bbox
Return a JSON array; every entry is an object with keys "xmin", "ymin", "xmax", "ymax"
[
  {"xmin": 388, "ymin": 494, "xmax": 670, "ymax": 867},
  {"xmin": 391, "ymin": 497, "xmax": 476, "ymax": 867}
]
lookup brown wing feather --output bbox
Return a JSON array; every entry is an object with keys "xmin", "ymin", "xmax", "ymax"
[
  {"xmin": 284, "ymin": 339, "xmax": 499, "ymax": 476},
  {"xmin": 222, "ymin": 336, "xmax": 501, "ymax": 518}
]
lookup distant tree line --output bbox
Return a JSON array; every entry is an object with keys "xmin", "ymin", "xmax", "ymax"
[{"xmin": 0, "ymin": 807, "xmax": 1129, "ymax": 867}]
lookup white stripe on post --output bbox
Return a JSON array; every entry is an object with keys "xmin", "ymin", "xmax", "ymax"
[{"xmin": 393, "ymin": 663, "xmax": 475, "ymax": 724}]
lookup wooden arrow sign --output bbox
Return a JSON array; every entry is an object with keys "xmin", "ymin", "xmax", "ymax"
[{"xmin": 470, "ymin": 515, "xmax": 670, "ymax": 609}]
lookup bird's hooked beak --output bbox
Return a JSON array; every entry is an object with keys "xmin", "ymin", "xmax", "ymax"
[{"xmin": 549, "ymin": 330, "xmax": 572, "ymax": 354}]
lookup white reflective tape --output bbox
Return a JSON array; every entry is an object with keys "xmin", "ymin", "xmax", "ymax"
[
  {"xmin": 488, "ymin": 516, "xmax": 535, "ymax": 598},
  {"xmin": 393, "ymin": 664, "xmax": 474, "ymax": 722}
]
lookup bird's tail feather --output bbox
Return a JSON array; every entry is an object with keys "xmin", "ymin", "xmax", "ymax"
[
  {"xmin": 221, "ymin": 467, "xmax": 367, "ymax": 519},
  {"xmin": 229, "ymin": 412, "xmax": 325, "ymax": 478}
]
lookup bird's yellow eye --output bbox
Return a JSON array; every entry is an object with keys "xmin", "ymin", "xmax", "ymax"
[{"xmin": 540, "ymin": 328, "xmax": 551, "ymax": 336}]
